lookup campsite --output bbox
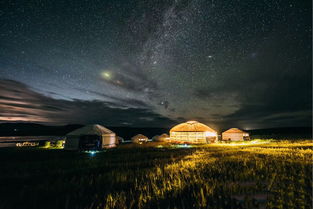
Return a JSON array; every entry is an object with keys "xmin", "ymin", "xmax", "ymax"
[{"xmin": 0, "ymin": 0, "xmax": 311, "ymax": 208}]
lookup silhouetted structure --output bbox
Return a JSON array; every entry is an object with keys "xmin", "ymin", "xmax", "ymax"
[{"xmin": 64, "ymin": 124, "xmax": 117, "ymax": 150}]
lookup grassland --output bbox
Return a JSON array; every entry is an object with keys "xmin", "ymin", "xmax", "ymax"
[{"xmin": 0, "ymin": 140, "xmax": 312, "ymax": 209}]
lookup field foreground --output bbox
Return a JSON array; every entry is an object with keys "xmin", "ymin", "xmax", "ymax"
[{"xmin": 0, "ymin": 140, "xmax": 312, "ymax": 209}]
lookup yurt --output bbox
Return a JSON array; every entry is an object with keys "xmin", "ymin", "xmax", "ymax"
[
  {"xmin": 64, "ymin": 124, "xmax": 117, "ymax": 150},
  {"xmin": 152, "ymin": 133, "xmax": 170, "ymax": 142},
  {"xmin": 131, "ymin": 134, "xmax": 148, "ymax": 144},
  {"xmin": 222, "ymin": 128, "xmax": 250, "ymax": 141},
  {"xmin": 170, "ymin": 121, "xmax": 217, "ymax": 144},
  {"xmin": 117, "ymin": 136, "xmax": 124, "ymax": 144}
]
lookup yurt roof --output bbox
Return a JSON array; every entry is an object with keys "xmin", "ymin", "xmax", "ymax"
[
  {"xmin": 67, "ymin": 124, "xmax": 114, "ymax": 136},
  {"xmin": 223, "ymin": 128, "xmax": 247, "ymax": 134},
  {"xmin": 170, "ymin": 121, "xmax": 217, "ymax": 133},
  {"xmin": 132, "ymin": 134, "xmax": 148, "ymax": 139},
  {"xmin": 152, "ymin": 133, "xmax": 169, "ymax": 140}
]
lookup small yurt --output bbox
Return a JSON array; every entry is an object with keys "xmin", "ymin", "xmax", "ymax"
[
  {"xmin": 222, "ymin": 128, "xmax": 250, "ymax": 141},
  {"xmin": 152, "ymin": 133, "xmax": 170, "ymax": 142},
  {"xmin": 170, "ymin": 121, "xmax": 217, "ymax": 144},
  {"xmin": 64, "ymin": 124, "xmax": 117, "ymax": 150},
  {"xmin": 117, "ymin": 136, "xmax": 124, "ymax": 144},
  {"xmin": 131, "ymin": 134, "xmax": 148, "ymax": 144}
]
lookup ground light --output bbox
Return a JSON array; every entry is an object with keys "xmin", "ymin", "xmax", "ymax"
[
  {"xmin": 215, "ymin": 139, "xmax": 272, "ymax": 146},
  {"xmin": 84, "ymin": 150, "xmax": 100, "ymax": 156},
  {"xmin": 171, "ymin": 144, "xmax": 193, "ymax": 148}
]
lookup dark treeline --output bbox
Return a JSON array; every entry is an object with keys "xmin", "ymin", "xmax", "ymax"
[
  {"xmin": 0, "ymin": 123, "xmax": 168, "ymax": 140},
  {"xmin": 0, "ymin": 123, "xmax": 311, "ymax": 140}
]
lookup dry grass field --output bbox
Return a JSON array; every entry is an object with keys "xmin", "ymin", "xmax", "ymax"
[{"xmin": 0, "ymin": 140, "xmax": 312, "ymax": 209}]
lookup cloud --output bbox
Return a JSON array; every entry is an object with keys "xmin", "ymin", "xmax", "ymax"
[
  {"xmin": 193, "ymin": 64, "xmax": 312, "ymax": 129},
  {"xmin": 74, "ymin": 87, "xmax": 150, "ymax": 109},
  {"xmin": 0, "ymin": 79, "xmax": 176, "ymax": 127}
]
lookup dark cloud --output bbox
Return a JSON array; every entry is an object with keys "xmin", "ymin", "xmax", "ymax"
[
  {"xmin": 193, "ymin": 54, "xmax": 312, "ymax": 129},
  {"xmin": 0, "ymin": 80, "xmax": 175, "ymax": 127},
  {"xmin": 74, "ymin": 87, "xmax": 149, "ymax": 109},
  {"xmin": 194, "ymin": 88, "xmax": 239, "ymax": 102}
]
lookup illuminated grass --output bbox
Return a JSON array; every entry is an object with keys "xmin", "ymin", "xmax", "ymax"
[{"xmin": 0, "ymin": 140, "xmax": 312, "ymax": 209}]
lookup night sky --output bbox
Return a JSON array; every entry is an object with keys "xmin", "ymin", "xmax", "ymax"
[{"xmin": 0, "ymin": 0, "xmax": 311, "ymax": 129}]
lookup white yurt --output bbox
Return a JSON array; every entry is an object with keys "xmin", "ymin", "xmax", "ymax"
[
  {"xmin": 222, "ymin": 128, "xmax": 250, "ymax": 141},
  {"xmin": 131, "ymin": 134, "xmax": 148, "ymax": 144},
  {"xmin": 152, "ymin": 133, "xmax": 170, "ymax": 142},
  {"xmin": 64, "ymin": 124, "xmax": 117, "ymax": 150}
]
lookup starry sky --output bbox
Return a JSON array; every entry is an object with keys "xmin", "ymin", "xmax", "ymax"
[{"xmin": 0, "ymin": 0, "xmax": 311, "ymax": 129}]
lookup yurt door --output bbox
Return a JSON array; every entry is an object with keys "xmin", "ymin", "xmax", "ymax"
[{"xmin": 79, "ymin": 135, "xmax": 102, "ymax": 150}]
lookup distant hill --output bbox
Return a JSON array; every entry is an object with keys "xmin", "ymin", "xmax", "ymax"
[
  {"xmin": 0, "ymin": 123, "xmax": 311, "ymax": 140},
  {"xmin": 247, "ymin": 127, "xmax": 312, "ymax": 139},
  {"xmin": 0, "ymin": 123, "xmax": 83, "ymax": 137},
  {"xmin": 0, "ymin": 123, "xmax": 168, "ymax": 140}
]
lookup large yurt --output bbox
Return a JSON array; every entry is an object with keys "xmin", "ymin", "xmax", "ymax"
[
  {"xmin": 64, "ymin": 124, "xmax": 117, "ymax": 150},
  {"xmin": 170, "ymin": 121, "xmax": 217, "ymax": 144},
  {"xmin": 131, "ymin": 134, "xmax": 148, "ymax": 144},
  {"xmin": 222, "ymin": 128, "xmax": 250, "ymax": 141}
]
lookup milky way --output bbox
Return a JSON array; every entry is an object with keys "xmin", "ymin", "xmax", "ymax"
[{"xmin": 0, "ymin": 0, "xmax": 311, "ymax": 129}]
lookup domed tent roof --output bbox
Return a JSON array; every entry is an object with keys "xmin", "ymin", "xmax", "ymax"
[
  {"xmin": 66, "ymin": 124, "xmax": 114, "ymax": 136},
  {"xmin": 131, "ymin": 134, "xmax": 148, "ymax": 143},
  {"xmin": 131, "ymin": 134, "xmax": 148, "ymax": 140},
  {"xmin": 223, "ymin": 128, "xmax": 247, "ymax": 134},
  {"xmin": 152, "ymin": 133, "xmax": 169, "ymax": 142},
  {"xmin": 170, "ymin": 121, "xmax": 216, "ymax": 133}
]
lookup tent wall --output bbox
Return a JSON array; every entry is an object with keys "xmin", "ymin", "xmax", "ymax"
[
  {"xmin": 170, "ymin": 132, "xmax": 216, "ymax": 143},
  {"xmin": 131, "ymin": 135, "xmax": 148, "ymax": 144},
  {"xmin": 222, "ymin": 133, "xmax": 243, "ymax": 141},
  {"xmin": 64, "ymin": 136, "xmax": 80, "ymax": 150},
  {"xmin": 101, "ymin": 134, "xmax": 117, "ymax": 148},
  {"xmin": 131, "ymin": 138, "xmax": 140, "ymax": 143},
  {"xmin": 65, "ymin": 134, "xmax": 117, "ymax": 150}
]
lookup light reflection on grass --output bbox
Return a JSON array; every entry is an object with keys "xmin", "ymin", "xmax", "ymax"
[{"xmin": 104, "ymin": 140, "xmax": 313, "ymax": 209}]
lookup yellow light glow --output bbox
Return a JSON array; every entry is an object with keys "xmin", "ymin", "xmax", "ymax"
[
  {"xmin": 101, "ymin": 71, "xmax": 112, "ymax": 80},
  {"xmin": 213, "ymin": 140, "xmax": 271, "ymax": 146},
  {"xmin": 205, "ymin": 132, "xmax": 217, "ymax": 137}
]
